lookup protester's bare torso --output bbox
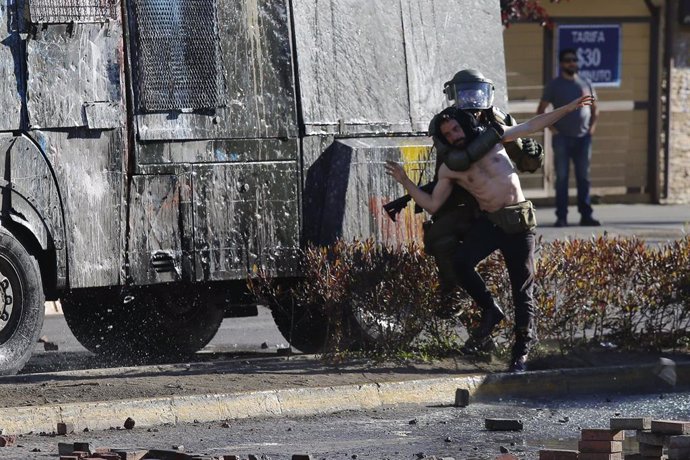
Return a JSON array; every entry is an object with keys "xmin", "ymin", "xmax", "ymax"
[{"xmin": 441, "ymin": 144, "xmax": 525, "ymax": 212}]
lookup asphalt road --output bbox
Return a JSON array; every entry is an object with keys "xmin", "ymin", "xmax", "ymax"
[{"xmin": 5, "ymin": 391, "xmax": 689, "ymax": 460}]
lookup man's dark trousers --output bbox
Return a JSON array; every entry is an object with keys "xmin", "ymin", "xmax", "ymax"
[
  {"xmin": 452, "ymin": 216, "xmax": 536, "ymax": 339},
  {"xmin": 553, "ymin": 133, "xmax": 594, "ymax": 222}
]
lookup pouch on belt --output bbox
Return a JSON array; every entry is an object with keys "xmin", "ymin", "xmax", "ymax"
[{"xmin": 487, "ymin": 200, "xmax": 537, "ymax": 234}]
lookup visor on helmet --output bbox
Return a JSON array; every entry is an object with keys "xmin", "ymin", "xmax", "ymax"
[{"xmin": 448, "ymin": 81, "xmax": 494, "ymax": 110}]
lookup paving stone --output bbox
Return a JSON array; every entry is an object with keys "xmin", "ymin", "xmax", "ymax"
[
  {"xmin": 578, "ymin": 440, "xmax": 623, "ymax": 453},
  {"xmin": 57, "ymin": 422, "xmax": 75, "ymax": 435},
  {"xmin": 578, "ymin": 453, "xmax": 622, "ymax": 460},
  {"xmin": 639, "ymin": 443, "xmax": 664, "ymax": 456},
  {"xmin": 581, "ymin": 429, "xmax": 625, "ymax": 441},
  {"xmin": 454, "ymin": 388, "xmax": 470, "ymax": 407},
  {"xmin": 485, "ymin": 418, "xmax": 523, "ymax": 431},
  {"xmin": 610, "ymin": 418, "xmax": 652, "ymax": 431},
  {"xmin": 637, "ymin": 431, "xmax": 668, "ymax": 446},
  {"xmin": 539, "ymin": 451, "xmax": 579, "ymax": 460},
  {"xmin": 651, "ymin": 420, "xmax": 690, "ymax": 435}
]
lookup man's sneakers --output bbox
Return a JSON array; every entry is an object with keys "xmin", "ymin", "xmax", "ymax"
[
  {"xmin": 555, "ymin": 216, "xmax": 601, "ymax": 227},
  {"xmin": 460, "ymin": 302, "xmax": 505, "ymax": 356},
  {"xmin": 580, "ymin": 216, "xmax": 601, "ymax": 226},
  {"xmin": 508, "ymin": 354, "xmax": 528, "ymax": 373},
  {"xmin": 460, "ymin": 335, "xmax": 496, "ymax": 355},
  {"xmin": 476, "ymin": 302, "xmax": 505, "ymax": 338}
]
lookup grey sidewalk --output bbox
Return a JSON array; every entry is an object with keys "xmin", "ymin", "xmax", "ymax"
[{"xmin": 534, "ymin": 203, "xmax": 690, "ymax": 244}]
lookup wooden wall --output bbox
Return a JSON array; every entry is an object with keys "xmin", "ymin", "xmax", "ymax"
[{"xmin": 503, "ymin": 1, "xmax": 654, "ymax": 200}]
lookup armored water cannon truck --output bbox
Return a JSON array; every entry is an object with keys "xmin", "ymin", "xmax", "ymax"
[{"xmin": 0, "ymin": 0, "xmax": 507, "ymax": 373}]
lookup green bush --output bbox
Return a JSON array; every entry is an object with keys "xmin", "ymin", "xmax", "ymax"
[{"xmin": 249, "ymin": 235, "xmax": 690, "ymax": 359}]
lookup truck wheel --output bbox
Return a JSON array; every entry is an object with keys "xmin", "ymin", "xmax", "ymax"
[
  {"xmin": 270, "ymin": 296, "xmax": 418, "ymax": 353},
  {"xmin": 271, "ymin": 299, "xmax": 330, "ymax": 354},
  {"xmin": 0, "ymin": 227, "xmax": 45, "ymax": 375},
  {"xmin": 63, "ymin": 286, "xmax": 225, "ymax": 362}
]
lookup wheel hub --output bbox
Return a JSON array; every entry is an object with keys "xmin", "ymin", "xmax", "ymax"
[{"xmin": 0, "ymin": 274, "xmax": 14, "ymax": 332}]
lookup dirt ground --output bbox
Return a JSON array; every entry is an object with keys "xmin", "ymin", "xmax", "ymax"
[{"xmin": 0, "ymin": 346, "xmax": 687, "ymax": 410}]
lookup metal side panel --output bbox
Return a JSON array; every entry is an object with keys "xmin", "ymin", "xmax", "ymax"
[
  {"xmin": 128, "ymin": 175, "xmax": 188, "ymax": 285},
  {"xmin": 292, "ymin": 0, "xmax": 411, "ymax": 135},
  {"xmin": 193, "ymin": 161, "xmax": 300, "ymax": 281},
  {"xmin": 402, "ymin": 0, "xmax": 508, "ymax": 131},
  {"xmin": 304, "ymin": 136, "xmax": 433, "ymax": 247},
  {"xmin": 135, "ymin": 138, "xmax": 298, "ymax": 167},
  {"xmin": 26, "ymin": 22, "xmax": 123, "ymax": 129},
  {"xmin": 36, "ymin": 129, "xmax": 123, "ymax": 288},
  {"xmin": 133, "ymin": 0, "xmax": 297, "ymax": 141},
  {"xmin": 9, "ymin": 135, "xmax": 65, "ymax": 247},
  {"xmin": 0, "ymin": 3, "xmax": 22, "ymax": 131}
]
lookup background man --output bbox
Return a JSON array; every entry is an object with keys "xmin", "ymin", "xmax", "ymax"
[
  {"xmin": 385, "ymin": 94, "xmax": 594, "ymax": 372},
  {"xmin": 537, "ymin": 48, "xmax": 600, "ymax": 228}
]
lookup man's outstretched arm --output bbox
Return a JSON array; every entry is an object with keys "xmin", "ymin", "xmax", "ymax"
[
  {"xmin": 503, "ymin": 94, "xmax": 594, "ymax": 142},
  {"xmin": 384, "ymin": 161, "xmax": 452, "ymax": 215}
]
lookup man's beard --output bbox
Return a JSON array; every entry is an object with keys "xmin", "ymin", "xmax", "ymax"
[{"xmin": 563, "ymin": 67, "xmax": 577, "ymax": 76}]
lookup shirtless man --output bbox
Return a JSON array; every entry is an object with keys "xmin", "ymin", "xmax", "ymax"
[{"xmin": 385, "ymin": 94, "xmax": 594, "ymax": 372}]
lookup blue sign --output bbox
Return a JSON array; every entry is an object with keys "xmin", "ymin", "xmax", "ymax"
[{"xmin": 557, "ymin": 24, "xmax": 621, "ymax": 87}]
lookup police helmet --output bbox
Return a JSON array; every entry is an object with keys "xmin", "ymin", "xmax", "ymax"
[{"xmin": 443, "ymin": 69, "xmax": 495, "ymax": 110}]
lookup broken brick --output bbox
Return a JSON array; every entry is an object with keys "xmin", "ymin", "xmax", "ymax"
[
  {"xmin": 454, "ymin": 388, "xmax": 470, "ymax": 408},
  {"xmin": 0, "ymin": 435, "xmax": 16, "ymax": 447},
  {"xmin": 485, "ymin": 418, "xmax": 523, "ymax": 431},
  {"xmin": 57, "ymin": 422, "xmax": 75, "ymax": 435}
]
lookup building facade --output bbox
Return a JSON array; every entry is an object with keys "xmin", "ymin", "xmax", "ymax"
[{"xmin": 504, "ymin": 0, "xmax": 689, "ymax": 204}]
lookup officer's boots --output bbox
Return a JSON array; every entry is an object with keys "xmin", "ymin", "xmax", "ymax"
[
  {"xmin": 509, "ymin": 327, "xmax": 536, "ymax": 373},
  {"xmin": 460, "ymin": 300, "xmax": 505, "ymax": 355}
]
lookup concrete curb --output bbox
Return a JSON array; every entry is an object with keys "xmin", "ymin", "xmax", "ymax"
[
  {"xmin": 2, "ymin": 362, "xmax": 688, "ymax": 435},
  {"xmin": 0, "ymin": 375, "xmax": 486, "ymax": 434}
]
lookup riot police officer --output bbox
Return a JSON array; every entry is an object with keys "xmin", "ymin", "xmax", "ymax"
[{"xmin": 385, "ymin": 69, "xmax": 544, "ymax": 320}]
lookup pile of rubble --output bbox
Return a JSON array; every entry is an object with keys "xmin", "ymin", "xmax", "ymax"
[{"xmin": 539, "ymin": 417, "xmax": 690, "ymax": 459}]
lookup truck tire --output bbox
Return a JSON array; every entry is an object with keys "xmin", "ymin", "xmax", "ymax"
[
  {"xmin": 270, "ymin": 300, "xmax": 330, "ymax": 354},
  {"xmin": 0, "ymin": 227, "xmax": 45, "ymax": 375},
  {"xmin": 270, "ymin": 295, "xmax": 418, "ymax": 353},
  {"xmin": 63, "ymin": 285, "xmax": 225, "ymax": 362}
]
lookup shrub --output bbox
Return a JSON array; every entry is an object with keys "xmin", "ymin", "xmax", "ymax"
[{"xmin": 249, "ymin": 235, "xmax": 690, "ymax": 359}]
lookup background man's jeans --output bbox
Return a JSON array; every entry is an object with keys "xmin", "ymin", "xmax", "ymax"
[{"xmin": 552, "ymin": 133, "xmax": 593, "ymax": 221}]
